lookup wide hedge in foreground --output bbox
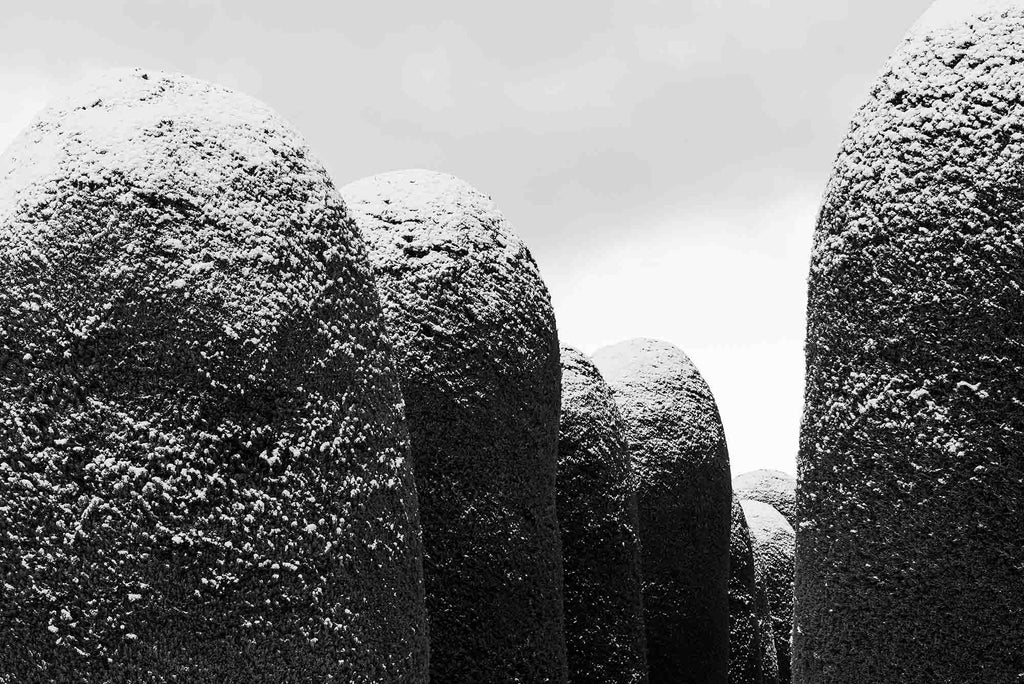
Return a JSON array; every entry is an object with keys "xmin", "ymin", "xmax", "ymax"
[
  {"xmin": 0, "ymin": 69, "xmax": 428, "ymax": 682},
  {"xmin": 797, "ymin": 1, "xmax": 1024, "ymax": 681}
]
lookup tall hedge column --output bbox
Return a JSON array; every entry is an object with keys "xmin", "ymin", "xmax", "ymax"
[
  {"xmin": 594, "ymin": 338, "xmax": 731, "ymax": 684},
  {"xmin": 797, "ymin": 2, "xmax": 1024, "ymax": 680},
  {"xmin": 343, "ymin": 169, "xmax": 567, "ymax": 683}
]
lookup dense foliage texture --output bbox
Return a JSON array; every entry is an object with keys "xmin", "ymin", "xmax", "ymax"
[
  {"xmin": 733, "ymin": 470, "xmax": 796, "ymax": 528},
  {"xmin": 729, "ymin": 498, "xmax": 780, "ymax": 684},
  {"xmin": 342, "ymin": 169, "xmax": 567, "ymax": 683},
  {"xmin": 593, "ymin": 338, "xmax": 731, "ymax": 684},
  {"xmin": 797, "ymin": 2, "xmax": 1024, "ymax": 681},
  {"xmin": 557, "ymin": 346, "xmax": 648, "ymax": 684},
  {"xmin": 742, "ymin": 501, "xmax": 794, "ymax": 684},
  {"xmin": 0, "ymin": 69, "xmax": 429, "ymax": 683}
]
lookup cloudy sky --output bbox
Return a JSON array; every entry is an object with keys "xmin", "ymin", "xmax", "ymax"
[{"xmin": 0, "ymin": 0, "xmax": 936, "ymax": 476}]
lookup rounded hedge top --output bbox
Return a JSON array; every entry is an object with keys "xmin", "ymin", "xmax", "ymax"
[
  {"xmin": 558, "ymin": 345, "xmax": 648, "ymax": 684},
  {"xmin": 733, "ymin": 470, "xmax": 796, "ymax": 528},
  {"xmin": 0, "ymin": 68, "xmax": 428, "ymax": 683},
  {"xmin": 593, "ymin": 338, "xmax": 731, "ymax": 684},
  {"xmin": 911, "ymin": 0, "xmax": 1019, "ymax": 34},
  {"xmin": 341, "ymin": 169, "xmax": 567, "ymax": 683},
  {"xmin": 341, "ymin": 168, "xmax": 559, "ymax": 399},
  {"xmin": 729, "ymin": 497, "xmax": 780, "ymax": 684},
  {"xmin": 741, "ymin": 501, "xmax": 794, "ymax": 684},
  {"xmin": 798, "ymin": 3, "xmax": 1024, "ymax": 681}
]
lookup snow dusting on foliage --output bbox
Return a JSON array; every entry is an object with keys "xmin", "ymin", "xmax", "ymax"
[
  {"xmin": 593, "ymin": 338, "xmax": 731, "ymax": 684},
  {"xmin": 798, "ymin": 2, "xmax": 1024, "ymax": 680},
  {"xmin": 734, "ymin": 469, "xmax": 796, "ymax": 528},
  {"xmin": 557, "ymin": 345, "xmax": 648, "ymax": 684},
  {"xmin": 341, "ymin": 169, "xmax": 566, "ymax": 683},
  {"xmin": 0, "ymin": 68, "xmax": 428, "ymax": 682},
  {"xmin": 729, "ymin": 497, "xmax": 780, "ymax": 684},
  {"xmin": 740, "ymin": 500, "xmax": 794, "ymax": 684}
]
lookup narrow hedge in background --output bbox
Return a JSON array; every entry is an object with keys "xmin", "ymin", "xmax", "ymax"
[
  {"xmin": 741, "ymin": 500, "xmax": 794, "ymax": 684},
  {"xmin": 342, "ymin": 169, "xmax": 567, "ymax": 683},
  {"xmin": 729, "ymin": 497, "xmax": 780, "ymax": 684},
  {"xmin": 734, "ymin": 470, "xmax": 796, "ymax": 528},
  {"xmin": 593, "ymin": 338, "xmax": 731, "ymax": 684},
  {"xmin": 0, "ymin": 69, "xmax": 428, "ymax": 683},
  {"xmin": 558, "ymin": 346, "xmax": 648, "ymax": 684}
]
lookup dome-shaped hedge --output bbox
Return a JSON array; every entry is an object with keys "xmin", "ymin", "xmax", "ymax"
[
  {"xmin": 733, "ymin": 470, "xmax": 796, "ymax": 528},
  {"xmin": 341, "ymin": 169, "xmax": 567, "ymax": 683},
  {"xmin": 558, "ymin": 345, "xmax": 648, "ymax": 683},
  {"xmin": 729, "ymin": 498, "xmax": 780, "ymax": 684},
  {"xmin": 797, "ymin": 2, "xmax": 1024, "ymax": 680},
  {"xmin": 0, "ymin": 69, "xmax": 428, "ymax": 683},
  {"xmin": 741, "ymin": 501, "xmax": 794, "ymax": 684},
  {"xmin": 593, "ymin": 338, "xmax": 731, "ymax": 684}
]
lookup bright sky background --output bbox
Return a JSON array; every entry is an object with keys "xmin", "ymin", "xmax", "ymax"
[{"xmin": 0, "ymin": 0, "xmax": 938, "ymax": 477}]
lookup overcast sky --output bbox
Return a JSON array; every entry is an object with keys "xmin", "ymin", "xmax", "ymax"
[{"xmin": 0, "ymin": 0, "xmax": 937, "ymax": 476}]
